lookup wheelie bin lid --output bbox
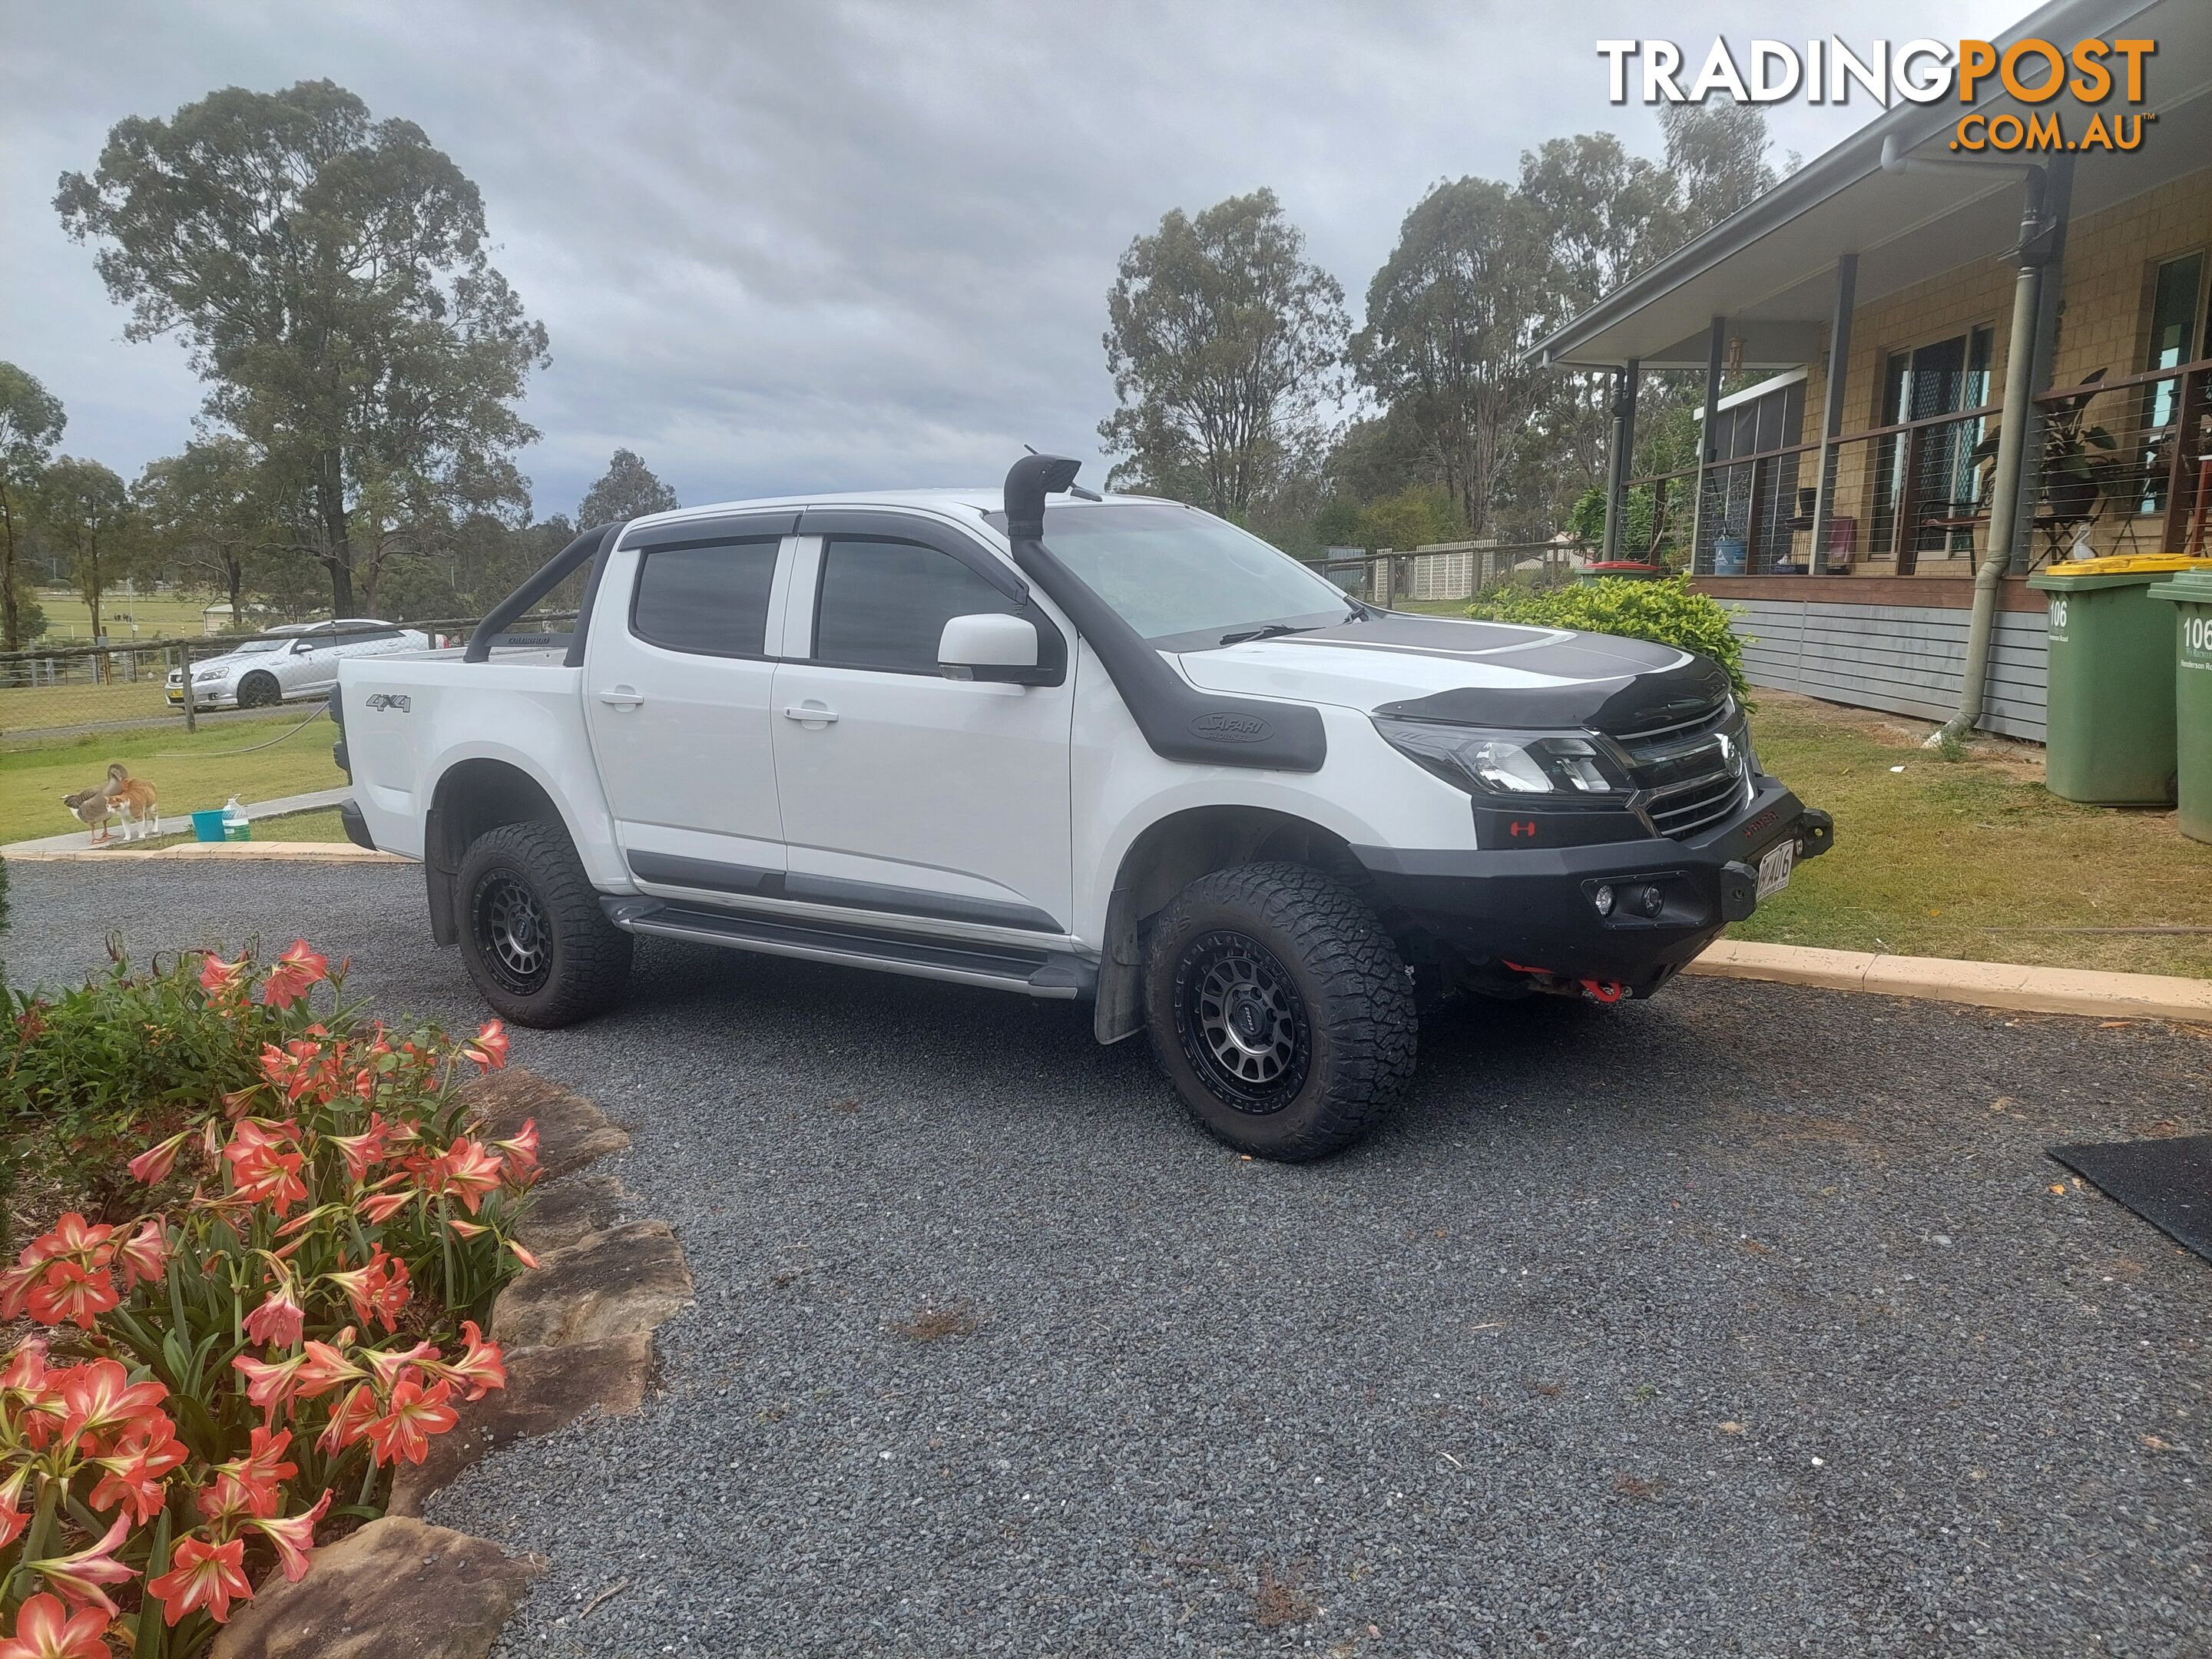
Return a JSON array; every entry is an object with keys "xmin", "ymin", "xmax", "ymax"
[
  {"xmin": 2031, "ymin": 554, "xmax": 2212, "ymax": 591},
  {"xmin": 2147, "ymin": 565, "xmax": 2212, "ymax": 602}
]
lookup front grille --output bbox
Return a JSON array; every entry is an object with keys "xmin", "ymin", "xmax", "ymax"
[
  {"xmin": 1613, "ymin": 697, "xmax": 1750, "ymax": 841},
  {"xmin": 1644, "ymin": 767, "xmax": 1745, "ymax": 839}
]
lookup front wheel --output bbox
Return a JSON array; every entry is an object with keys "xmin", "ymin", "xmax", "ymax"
[
  {"xmin": 456, "ymin": 820, "xmax": 633, "ymax": 1027},
  {"xmin": 1143, "ymin": 862, "xmax": 1416, "ymax": 1161},
  {"xmin": 237, "ymin": 673, "xmax": 281, "ymax": 709}
]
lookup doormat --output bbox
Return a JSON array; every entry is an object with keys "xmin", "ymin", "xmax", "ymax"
[{"xmin": 2048, "ymin": 1134, "xmax": 2212, "ymax": 1263}]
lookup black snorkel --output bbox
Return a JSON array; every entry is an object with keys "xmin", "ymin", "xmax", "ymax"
[{"xmin": 1001, "ymin": 455, "xmax": 1326, "ymax": 772}]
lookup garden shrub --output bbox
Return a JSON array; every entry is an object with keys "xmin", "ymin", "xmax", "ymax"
[
  {"xmin": 1465, "ymin": 575, "xmax": 1753, "ymax": 705},
  {"xmin": 2, "ymin": 942, "xmax": 535, "ymax": 1655}
]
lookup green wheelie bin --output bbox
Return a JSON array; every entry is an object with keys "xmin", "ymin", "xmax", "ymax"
[
  {"xmin": 2151, "ymin": 565, "xmax": 2212, "ymax": 845},
  {"xmin": 2028, "ymin": 555, "xmax": 2212, "ymax": 805}
]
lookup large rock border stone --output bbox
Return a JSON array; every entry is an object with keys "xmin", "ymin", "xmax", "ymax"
[{"xmin": 210, "ymin": 1517, "xmax": 541, "ymax": 1658}]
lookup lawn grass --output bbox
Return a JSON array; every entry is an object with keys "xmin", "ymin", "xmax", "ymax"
[
  {"xmin": 0, "ymin": 717, "xmax": 344, "ymax": 845},
  {"xmin": 0, "ymin": 674, "xmax": 177, "ymax": 737},
  {"xmin": 28, "ymin": 587, "xmax": 223, "ymax": 641},
  {"xmin": 129, "ymin": 805, "xmax": 349, "ymax": 849},
  {"xmin": 1737, "ymin": 692, "xmax": 2212, "ymax": 978}
]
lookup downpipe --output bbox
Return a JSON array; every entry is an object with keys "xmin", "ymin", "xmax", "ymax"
[{"xmin": 1933, "ymin": 164, "xmax": 2050, "ymax": 747}]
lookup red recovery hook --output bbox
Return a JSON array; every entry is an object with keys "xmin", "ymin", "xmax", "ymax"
[{"xmin": 1502, "ymin": 962, "xmax": 1628, "ymax": 1004}]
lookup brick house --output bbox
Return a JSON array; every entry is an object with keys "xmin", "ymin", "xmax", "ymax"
[{"xmin": 1535, "ymin": 0, "xmax": 2210, "ymax": 739}]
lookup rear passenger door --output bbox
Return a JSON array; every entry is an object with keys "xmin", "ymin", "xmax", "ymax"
[{"xmin": 584, "ymin": 515, "xmax": 796, "ymax": 889}]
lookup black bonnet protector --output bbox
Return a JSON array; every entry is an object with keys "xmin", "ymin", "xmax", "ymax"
[{"xmin": 1348, "ymin": 614, "xmax": 1730, "ymax": 733}]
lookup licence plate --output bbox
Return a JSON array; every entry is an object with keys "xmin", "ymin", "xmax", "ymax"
[{"xmin": 1756, "ymin": 838, "xmax": 1795, "ymax": 900}]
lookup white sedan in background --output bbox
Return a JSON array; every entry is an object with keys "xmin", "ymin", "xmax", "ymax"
[{"xmin": 169, "ymin": 619, "xmax": 429, "ymax": 711}]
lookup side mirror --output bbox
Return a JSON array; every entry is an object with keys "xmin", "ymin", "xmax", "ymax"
[{"xmin": 937, "ymin": 613, "xmax": 1039, "ymax": 683}]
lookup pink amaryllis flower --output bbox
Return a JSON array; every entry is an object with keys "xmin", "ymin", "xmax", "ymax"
[
  {"xmin": 326, "ymin": 1250, "xmax": 410, "ymax": 1333},
  {"xmin": 359, "ymin": 1341, "xmax": 441, "ymax": 1395},
  {"xmin": 55, "ymin": 1362, "xmax": 167, "ymax": 1447},
  {"xmin": 86, "ymin": 1419, "xmax": 188, "ymax": 1523},
  {"xmin": 224, "ymin": 1121, "xmax": 308, "ymax": 1217},
  {"xmin": 260, "ymin": 940, "xmax": 329, "ymax": 1010},
  {"xmin": 233, "ymin": 1426, "xmax": 300, "ymax": 1489},
  {"xmin": 126, "ymin": 1131, "xmax": 190, "ymax": 1187},
  {"xmin": 20, "ymin": 1264, "xmax": 118, "ymax": 1333},
  {"xmin": 462, "ymin": 1019, "xmax": 510, "ymax": 1072},
  {"xmin": 27, "ymin": 1513, "xmax": 134, "ymax": 1617},
  {"xmin": 250, "ymin": 1488, "xmax": 333, "ymax": 1581},
  {"xmin": 364, "ymin": 1377, "xmax": 459, "ymax": 1466},
  {"xmin": 315, "ymin": 1383, "xmax": 381, "ymax": 1456},
  {"xmin": 195, "ymin": 1468, "xmax": 279, "ymax": 1529},
  {"xmin": 147, "ymin": 1534, "xmax": 253, "ymax": 1626},
  {"xmin": 328, "ymin": 1112, "xmax": 395, "ymax": 1183},
  {"xmin": 0, "ymin": 1486, "xmax": 28, "ymax": 1553},
  {"xmin": 113, "ymin": 1220, "xmax": 167, "ymax": 1292},
  {"xmin": 0, "ymin": 1592, "xmax": 112, "ymax": 1659},
  {"xmin": 294, "ymin": 1336, "xmax": 366, "ymax": 1399},
  {"xmin": 232, "ymin": 1353, "xmax": 309, "ymax": 1413},
  {"xmin": 197, "ymin": 951, "xmax": 249, "ymax": 998},
  {"xmin": 429, "ymin": 1138, "xmax": 504, "ymax": 1214},
  {"xmin": 436, "ymin": 1320, "xmax": 508, "ymax": 1402},
  {"xmin": 494, "ymin": 1118, "xmax": 541, "ymax": 1188},
  {"xmin": 243, "ymin": 1282, "xmax": 306, "ymax": 1349}
]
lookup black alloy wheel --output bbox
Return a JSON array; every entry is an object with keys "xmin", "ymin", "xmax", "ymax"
[
  {"xmin": 1174, "ymin": 929, "xmax": 1312, "ymax": 1112},
  {"xmin": 472, "ymin": 869, "xmax": 552, "ymax": 997}
]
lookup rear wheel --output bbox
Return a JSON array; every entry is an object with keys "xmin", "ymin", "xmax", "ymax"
[
  {"xmin": 1143, "ymin": 861, "xmax": 1416, "ymax": 1161},
  {"xmin": 456, "ymin": 820, "xmax": 632, "ymax": 1027},
  {"xmin": 237, "ymin": 672, "xmax": 281, "ymax": 709}
]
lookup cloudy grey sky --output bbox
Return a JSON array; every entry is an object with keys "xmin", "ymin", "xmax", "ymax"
[{"xmin": 3, "ymin": 0, "xmax": 2019, "ymax": 520}]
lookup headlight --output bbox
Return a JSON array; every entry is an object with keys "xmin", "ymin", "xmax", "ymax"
[
  {"xmin": 1373, "ymin": 717, "xmax": 1634, "ymax": 806},
  {"xmin": 192, "ymin": 667, "xmax": 226, "ymax": 681}
]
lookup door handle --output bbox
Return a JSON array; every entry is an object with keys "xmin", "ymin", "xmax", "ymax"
[
  {"xmin": 597, "ymin": 686, "xmax": 645, "ymax": 710},
  {"xmin": 783, "ymin": 704, "xmax": 838, "ymax": 724}
]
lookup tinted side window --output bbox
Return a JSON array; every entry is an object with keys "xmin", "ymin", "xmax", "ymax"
[
  {"xmin": 631, "ymin": 539, "xmax": 780, "ymax": 656},
  {"xmin": 813, "ymin": 538, "xmax": 1015, "ymax": 673}
]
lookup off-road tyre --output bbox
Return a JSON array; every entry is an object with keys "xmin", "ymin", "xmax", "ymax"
[
  {"xmin": 237, "ymin": 672, "xmax": 281, "ymax": 709},
  {"xmin": 1143, "ymin": 861, "xmax": 1416, "ymax": 1161},
  {"xmin": 456, "ymin": 820, "xmax": 633, "ymax": 1027}
]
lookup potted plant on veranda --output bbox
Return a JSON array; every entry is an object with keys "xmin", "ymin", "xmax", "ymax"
[{"xmin": 1969, "ymin": 368, "xmax": 2122, "ymax": 565}]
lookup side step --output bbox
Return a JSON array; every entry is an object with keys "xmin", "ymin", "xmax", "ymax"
[{"xmin": 601, "ymin": 897, "xmax": 1094, "ymax": 999}]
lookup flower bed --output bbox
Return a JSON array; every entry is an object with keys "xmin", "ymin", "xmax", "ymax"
[{"xmin": 2, "ymin": 943, "xmax": 538, "ymax": 1657}]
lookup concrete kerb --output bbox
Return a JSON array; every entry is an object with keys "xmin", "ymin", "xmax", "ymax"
[
  {"xmin": 2, "ymin": 841, "xmax": 403, "ymax": 864},
  {"xmin": 1686, "ymin": 938, "xmax": 2212, "ymax": 1025}
]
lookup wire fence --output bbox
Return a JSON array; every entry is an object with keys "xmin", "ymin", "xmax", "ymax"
[
  {"xmin": 0, "ymin": 612, "xmax": 578, "ymax": 747},
  {"xmin": 1320, "ymin": 541, "xmax": 1592, "ymax": 606},
  {"xmin": 1621, "ymin": 353, "xmax": 2212, "ymax": 577}
]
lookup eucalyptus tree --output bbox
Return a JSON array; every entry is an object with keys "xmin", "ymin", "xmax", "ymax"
[
  {"xmin": 56, "ymin": 80, "xmax": 548, "ymax": 616},
  {"xmin": 1100, "ymin": 189, "xmax": 1348, "ymax": 518},
  {"xmin": 578, "ymin": 449, "xmax": 680, "ymax": 525},
  {"xmin": 36, "ymin": 456, "xmax": 136, "ymax": 663},
  {"xmin": 0, "ymin": 363, "xmax": 66, "ymax": 649}
]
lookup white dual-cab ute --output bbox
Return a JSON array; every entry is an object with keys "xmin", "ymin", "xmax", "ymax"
[{"xmin": 333, "ymin": 455, "xmax": 1832, "ymax": 1160}]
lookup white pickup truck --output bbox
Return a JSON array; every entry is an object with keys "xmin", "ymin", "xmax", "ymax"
[{"xmin": 335, "ymin": 455, "xmax": 1830, "ymax": 1159}]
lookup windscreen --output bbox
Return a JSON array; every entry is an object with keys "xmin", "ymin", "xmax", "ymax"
[{"xmin": 995, "ymin": 502, "xmax": 1354, "ymax": 647}]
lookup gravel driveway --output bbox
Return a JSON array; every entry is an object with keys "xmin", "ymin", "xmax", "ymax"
[{"xmin": 7, "ymin": 861, "xmax": 2208, "ymax": 1657}]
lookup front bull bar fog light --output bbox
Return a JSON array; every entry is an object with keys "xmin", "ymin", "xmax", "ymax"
[
  {"xmin": 1633, "ymin": 883, "xmax": 1665, "ymax": 919},
  {"xmin": 1593, "ymin": 885, "xmax": 1614, "ymax": 917}
]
